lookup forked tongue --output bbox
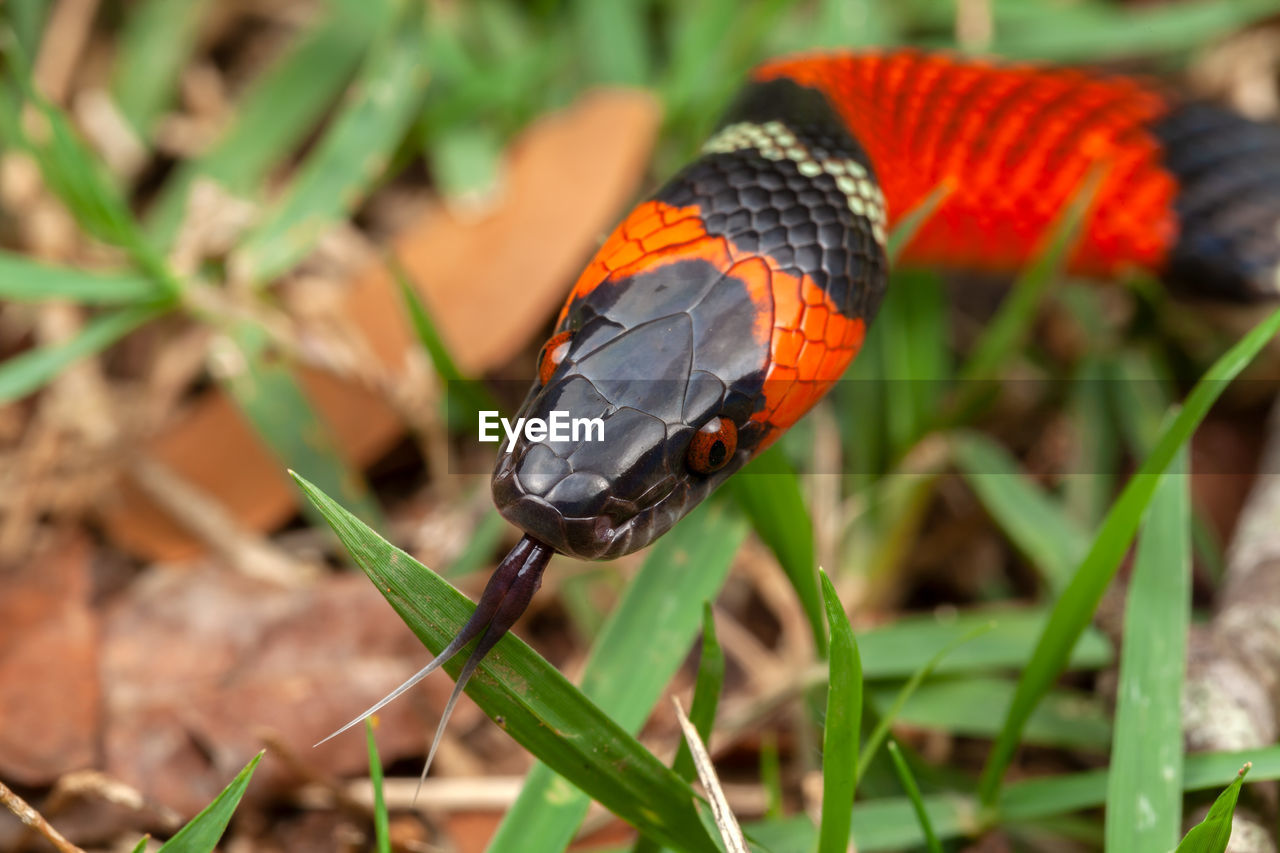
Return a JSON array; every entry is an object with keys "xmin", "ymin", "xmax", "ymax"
[{"xmin": 315, "ymin": 534, "xmax": 552, "ymax": 795}]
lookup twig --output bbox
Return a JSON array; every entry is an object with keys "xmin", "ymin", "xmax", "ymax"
[
  {"xmin": 673, "ymin": 697, "xmax": 748, "ymax": 853},
  {"xmin": 32, "ymin": 0, "xmax": 99, "ymax": 104},
  {"xmin": 1181, "ymin": 395, "xmax": 1280, "ymax": 850},
  {"xmin": 130, "ymin": 455, "xmax": 320, "ymax": 586},
  {"xmin": 0, "ymin": 778, "xmax": 86, "ymax": 853}
]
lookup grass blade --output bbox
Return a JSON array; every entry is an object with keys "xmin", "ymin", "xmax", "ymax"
[
  {"xmin": 0, "ymin": 303, "xmax": 164, "ymax": 403},
  {"xmin": 1105, "ymin": 449, "xmax": 1190, "ymax": 852},
  {"xmin": 488, "ymin": 502, "xmax": 746, "ymax": 853},
  {"xmin": 886, "ymin": 741, "xmax": 942, "ymax": 853},
  {"xmin": 675, "ymin": 698, "xmax": 748, "ymax": 853},
  {"xmin": 991, "ymin": 0, "xmax": 1278, "ymax": 61},
  {"xmin": 817, "ymin": 569, "xmax": 862, "ymax": 853},
  {"xmin": 4, "ymin": 44, "xmax": 179, "ymax": 294},
  {"xmin": 394, "ymin": 264, "xmax": 500, "ymax": 431},
  {"xmin": 858, "ymin": 606, "xmax": 1111, "ymax": 679},
  {"xmin": 110, "ymin": 0, "xmax": 213, "ymax": 139},
  {"xmin": 951, "ymin": 431, "xmax": 1090, "ymax": 593},
  {"xmin": 870, "ymin": 677, "xmax": 1110, "ymax": 751},
  {"xmin": 6, "ymin": 0, "xmax": 49, "ymax": 58},
  {"xmin": 156, "ymin": 751, "xmax": 262, "ymax": 852},
  {"xmin": 572, "ymin": 0, "xmax": 649, "ymax": 85},
  {"xmin": 978, "ymin": 301, "xmax": 1280, "ymax": 806},
  {"xmin": 857, "ymin": 623, "xmax": 995, "ymax": 780},
  {"xmin": 218, "ymin": 323, "xmax": 383, "ymax": 526},
  {"xmin": 0, "ymin": 251, "xmax": 164, "ymax": 305},
  {"xmin": 728, "ymin": 446, "xmax": 825, "ymax": 656},
  {"xmin": 145, "ymin": 0, "xmax": 388, "ymax": 248},
  {"xmin": 878, "ymin": 271, "xmax": 951, "ymax": 460},
  {"xmin": 744, "ymin": 748, "xmax": 1280, "ymax": 852},
  {"xmin": 364, "ymin": 721, "xmax": 390, "ymax": 853},
  {"xmin": 631, "ymin": 604, "xmax": 726, "ymax": 853},
  {"xmin": 1174, "ymin": 764, "xmax": 1250, "ymax": 853},
  {"xmin": 294, "ymin": 473, "xmax": 721, "ymax": 853},
  {"xmin": 956, "ymin": 166, "xmax": 1103, "ymax": 388},
  {"xmin": 232, "ymin": 4, "xmax": 430, "ymax": 283},
  {"xmin": 886, "ymin": 181, "xmax": 952, "ymax": 263},
  {"xmin": 675, "ymin": 604, "xmax": 726, "ymax": 782}
]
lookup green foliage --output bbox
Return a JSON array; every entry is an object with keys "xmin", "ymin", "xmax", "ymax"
[
  {"xmin": 0, "ymin": 252, "xmax": 165, "ymax": 305},
  {"xmin": 857, "ymin": 623, "xmax": 995, "ymax": 780},
  {"xmin": 674, "ymin": 604, "xmax": 726, "ymax": 783},
  {"xmin": 394, "ymin": 264, "xmax": 501, "ymax": 431},
  {"xmin": 219, "ymin": 323, "xmax": 383, "ymax": 527},
  {"xmin": 1174, "ymin": 765, "xmax": 1250, "ymax": 853},
  {"xmin": 365, "ymin": 722, "xmax": 391, "ymax": 853},
  {"xmin": 0, "ymin": 304, "xmax": 164, "ymax": 404},
  {"xmin": 144, "ymin": 0, "xmax": 389, "ymax": 248},
  {"xmin": 110, "ymin": 0, "xmax": 213, "ymax": 138},
  {"xmin": 631, "ymin": 605, "xmax": 725, "ymax": 853},
  {"xmin": 154, "ymin": 752, "xmax": 262, "ymax": 852},
  {"xmin": 1105, "ymin": 450, "xmax": 1191, "ymax": 851},
  {"xmin": 817, "ymin": 569, "xmax": 863, "ymax": 853},
  {"xmin": 8, "ymin": 3, "xmax": 1278, "ymax": 850},
  {"xmin": 979, "ymin": 302, "xmax": 1280, "ymax": 805},
  {"xmin": 295, "ymin": 472, "xmax": 724, "ymax": 853},
  {"xmin": 952, "ymin": 432, "xmax": 1089, "ymax": 592},
  {"xmin": 728, "ymin": 447, "xmax": 825, "ymax": 656},
  {"xmin": 887, "ymin": 741, "xmax": 942, "ymax": 853},
  {"xmin": 488, "ymin": 502, "xmax": 745, "ymax": 852},
  {"xmin": 233, "ymin": 3, "xmax": 431, "ymax": 284},
  {"xmin": 743, "ymin": 747, "xmax": 1280, "ymax": 851}
]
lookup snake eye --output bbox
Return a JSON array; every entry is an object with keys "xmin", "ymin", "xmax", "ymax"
[
  {"xmin": 687, "ymin": 417, "xmax": 737, "ymax": 474},
  {"xmin": 537, "ymin": 330, "xmax": 574, "ymax": 385}
]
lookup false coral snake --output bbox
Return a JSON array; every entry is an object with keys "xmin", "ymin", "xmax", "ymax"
[{"xmin": 325, "ymin": 49, "xmax": 1280, "ymax": 776}]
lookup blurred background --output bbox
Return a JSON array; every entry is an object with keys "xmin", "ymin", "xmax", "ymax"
[{"xmin": 3, "ymin": 0, "xmax": 1280, "ymax": 851}]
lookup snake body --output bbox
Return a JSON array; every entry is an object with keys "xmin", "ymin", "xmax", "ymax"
[
  {"xmin": 495, "ymin": 49, "xmax": 1280, "ymax": 560},
  {"xmin": 332, "ymin": 49, "xmax": 1280, "ymax": 773}
]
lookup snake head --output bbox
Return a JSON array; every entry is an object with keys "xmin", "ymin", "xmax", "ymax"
[{"xmin": 492, "ymin": 251, "xmax": 771, "ymax": 559}]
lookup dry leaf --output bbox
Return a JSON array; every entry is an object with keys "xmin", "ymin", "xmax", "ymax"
[
  {"xmin": 101, "ymin": 566, "xmax": 447, "ymax": 816},
  {"xmin": 0, "ymin": 534, "xmax": 99, "ymax": 784}
]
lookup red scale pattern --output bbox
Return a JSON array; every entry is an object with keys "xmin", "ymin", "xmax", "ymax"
[
  {"xmin": 557, "ymin": 200, "xmax": 866, "ymax": 445},
  {"xmin": 754, "ymin": 50, "xmax": 1179, "ymax": 278}
]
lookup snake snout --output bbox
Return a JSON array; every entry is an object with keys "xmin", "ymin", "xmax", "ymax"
[{"xmin": 491, "ymin": 450, "xmax": 631, "ymax": 559}]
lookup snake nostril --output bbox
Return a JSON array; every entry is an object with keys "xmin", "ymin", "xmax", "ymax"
[{"xmin": 593, "ymin": 515, "xmax": 618, "ymax": 543}]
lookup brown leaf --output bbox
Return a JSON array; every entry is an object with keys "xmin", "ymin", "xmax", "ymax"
[
  {"xmin": 0, "ymin": 534, "xmax": 99, "ymax": 784},
  {"xmin": 99, "ymin": 88, "xmax": 661, "ymax": 561},
  {"xmin": 101, "ymin": 566, "xmax": 451, "ymax": 816}
]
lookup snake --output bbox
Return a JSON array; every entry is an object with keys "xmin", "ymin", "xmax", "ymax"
[{"xmin": 321, "ymin": 49, "xmax": 1280, "ymax": 775}]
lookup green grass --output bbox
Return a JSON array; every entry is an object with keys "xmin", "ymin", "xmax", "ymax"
[
  {"xmin": 978, "ymin": 301, "xmax": 1280, "ymax": 806},
  {"xmin": 817, "ymin": 569, "xmax": 862, "ymax": 853},
  {"xmin": 153, "ymin": 753, "xmax": 262, "ymax": 852},
  {"xmin": 742, "ymin": 748, "xmax": 1280, "ymax": 851},
  {"xmin": 231, "ymin": 3, "xmax": 430, "ymax": 284},
  {"xmin": 295, "ymin": 471, "xmax": 726, "ymax": 853},
  {"xmin": 887, "ymin": 741, "xmax": 943, "ymax": 853},
  {"xmin": 631, "ymin": 605, "xmax": 725, "ymax": 853},
  {"xmin": 487, "ymin": 502, "xmax": 745, "ymax": 853},
  {"xmin": 1174, "ymin": 765, "xmax": 1250, "ymax": 853},
  {"xmin": 727, "ymin": 447, "xmax": 826, "ymax": 656},
  {"xmin": 364, "ymin": 721, "xmax": 392, "ymax": 853},
  {"xmin": 8, "ymin": 1, "xmax": 1280, "ymax": 850},
  {"xmin": 1105, "ymin": 449, "xmax": 1191, "ymax": 851}
]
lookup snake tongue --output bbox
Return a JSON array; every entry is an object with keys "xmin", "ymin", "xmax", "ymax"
[{"xmin": 315, "ymin": 535, "xmax": 552, "ymax": 796}]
